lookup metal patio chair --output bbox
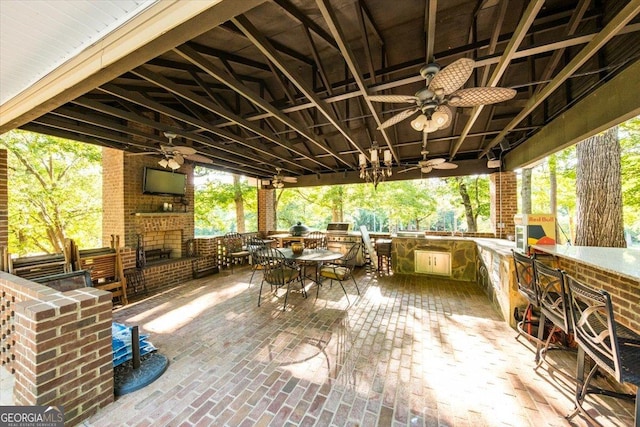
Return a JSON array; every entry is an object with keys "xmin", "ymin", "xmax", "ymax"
[
  {"xmin": 512, "ymin": 250, "xmax": 541, "ymax": 346},
  {"xmin": 257, "ymin": 247, "xmax": 305, "ymax": 312},
  {"xmin": 319, "ymin": 243, "xmax": 361, "ymax": 304},
  {"xmin": 533, "ymin": 260, "xmax": 574, "ymax": 371},
  {"xmin": 565, "ymin": 275, "xmax": 640, "ymax": 426}
]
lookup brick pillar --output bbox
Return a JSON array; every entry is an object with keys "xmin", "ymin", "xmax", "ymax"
[
  {"xmin": 490, "ymin": 171, "xmax": 517, "ymax": 239},
  {"xmin": 102, "ymin": 148, "xmax": 125, "ymax": 247},
  {"xmin": 258, "ymin": 188, "xmax": 275, "ymax": 234},
  {"xmin": 0, "ymin": 149, "xmax": 8, "ymax": 250}
]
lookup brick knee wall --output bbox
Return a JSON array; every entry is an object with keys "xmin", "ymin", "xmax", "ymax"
[{"xmin": 1, "ymin": 272, "xmax": 113, "ymax": 426}]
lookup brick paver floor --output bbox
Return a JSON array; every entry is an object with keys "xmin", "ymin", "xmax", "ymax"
[{"xmin": 81, "ymin": 266, "xmax": 636, "ymax": 426}]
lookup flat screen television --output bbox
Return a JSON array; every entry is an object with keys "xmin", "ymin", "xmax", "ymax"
[{"xmin": 143, "ymin": 167, "xmax": 187, "ymax": 196}]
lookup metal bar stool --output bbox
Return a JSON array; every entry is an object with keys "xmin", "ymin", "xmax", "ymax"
[
  {"xmin": 512, "ymin": 250, "xmax": 542, "ymax": 346},
  {"xmin": 565, "ymin": 274, "xmax": 640, "ymax": 426}
]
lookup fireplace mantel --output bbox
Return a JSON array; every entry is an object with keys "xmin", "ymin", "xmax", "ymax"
[{"xmin": 134, "ymin": 212, "xmax": 191, "ymax": 216}]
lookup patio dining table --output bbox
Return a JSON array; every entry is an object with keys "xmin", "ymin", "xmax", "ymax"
[{"xmin": 278, "ymin": 248, "xmax": 343, "ymax": 294}]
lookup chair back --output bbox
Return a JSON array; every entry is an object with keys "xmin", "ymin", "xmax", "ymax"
[
  {"xmin": 223, "ymin": 232, "xmax": 244, "ymax": 252},
  {"xmin": 246, "ymin": 236, "xmax": 267, "ymax": 254},
  {"xmin": 258, "ymin": 247, "xmax": 297, "ymax": 287},
  {"xmin": 340, "ymin": 243, "xmax": 361, "ymax": 270},
  {"xmin": 534, "ymin": 260, "xmax": 571, "ymax": 334},
  {"xmin": 512, "ymin": 250, "xmax": 538, "ymax": 306},
  {"xmin": 305, "ymin": 231, "xmax": 327, "ymax": 249},
  {"xmin": 565, "ymin": 275, "xmax": 621, "ymax": 380}
]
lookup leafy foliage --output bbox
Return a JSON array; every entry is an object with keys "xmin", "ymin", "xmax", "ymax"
[
  {"xmin": 1, "ymin": 130, "xmax": 102, "ymax": 255},
  {"xmin": 193, "ymin": 168, "xmax": 257, "ymax": 235}
]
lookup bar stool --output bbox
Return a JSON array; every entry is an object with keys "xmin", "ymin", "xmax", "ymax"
[
  {"xmin": 376, "ymin": 239, "xmax": 392, "ymax": 273},
  {"xmin": 533, "ymin": 260, "xmax": 574, "ymax": 371},
  {"xmin": 565, "ymin": 274, "xmax": 640, "ymax": 426},
  {"xmin": 512, "ymin": 250, "xmax": 541, "ymax": 345}
]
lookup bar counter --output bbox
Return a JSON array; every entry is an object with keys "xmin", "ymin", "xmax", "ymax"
[
  {"xmin": 532, "ymin": 244, "xmax": 640, "ymax": 281},
  {"xmin": 533, "ymin": 244, "xmax": 639, "ymax": 333}
]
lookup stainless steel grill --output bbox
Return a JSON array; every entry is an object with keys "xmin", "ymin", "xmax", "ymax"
[{"xmin": 326, "ymin": 223, "xmax": 364, "ymax": 266}]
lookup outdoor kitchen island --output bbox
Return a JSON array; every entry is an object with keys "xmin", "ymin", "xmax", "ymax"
[{"xmin": 390, "ymin": 234, "xmax": 478, "ymax": 281}]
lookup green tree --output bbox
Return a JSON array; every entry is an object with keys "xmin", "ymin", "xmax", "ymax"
[
  {"xmin": 194, "ymin": 168, "xmax": 257, "ymax": 235},
  {"xmin": 0, "ymin": 130, "xmax": 102, "ymax": 255}
]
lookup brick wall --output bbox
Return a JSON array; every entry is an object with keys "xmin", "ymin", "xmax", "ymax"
[
  {"xmin": 490, "ymin": 171, "xmax": 517, "ymax": 239},
  {"xmin": 1, "ymin": 272, "xmax": 113, "ymax": 425},
  {"xmin": 0, "ymin": 150, "xmax": 8, "ymax": 252},
  {"xmin": 556, "ymin": 258, "xmax": 639, "ymax": 333}
]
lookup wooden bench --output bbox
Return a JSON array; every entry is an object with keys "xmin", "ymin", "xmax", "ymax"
[
  {"xmin": 9, "ymin": 253, "xmax": 70, "ymax": 280},
  {"xmin": 73, "ymin": 245, "xmax": 128, "ymax": 305}
]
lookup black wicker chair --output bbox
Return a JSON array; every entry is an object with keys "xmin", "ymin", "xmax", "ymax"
[{"xmin": 223, "ymin": 232, "xmax": 250, "ymax": 273}]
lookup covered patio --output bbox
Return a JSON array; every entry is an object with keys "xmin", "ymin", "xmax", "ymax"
[
  {"xmin": 1, "ymin": 1, "xmax": 640, "ymax": 425},
  {"xmin": 78, "ymin": 266, "xmax": 634, "ymax": 426}
]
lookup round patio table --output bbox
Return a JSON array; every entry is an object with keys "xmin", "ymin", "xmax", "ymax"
[{"xmin": 278, "ymin": 248, "xmax": 343, "ymax": 295}]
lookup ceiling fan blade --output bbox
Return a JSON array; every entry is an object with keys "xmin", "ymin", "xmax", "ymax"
[
  {"xmin": 424, "ymin": 158, "xmax": 446, "ymax": 167},
  {"xmin": 377, "ymin": 107, "xmax": 419, "ymax": 130},
  {"xmin": 126, "ymin": 151, "xmax": 156, "ymax": 156},
  {"xmin": 448, "ymin": 87, "xmax": 516, "ymax": 107},
  {"xmin": 398, "ymin": 166, "xmax": 419, "ymax": 174},
  {"xmin": 432, "ymin": 162, "xmax": 458, "ymax": 170},
  {"xmin": 282, "ymin": 176, "xmax": 298, "ymax": 183},
  {"xmin": 429, "ymin": 58, "xmax": 475, "ymax": 95},
  {"xmin": 420, "ymin": 166, "xmax": 433, "ymax": 174},
  {"xmin": 173, "ymin": 153, "xmax": 185, "ymax": 165},
  {"xmin": 368, "ymin": 94, "xmax": 418, "ymax": 103},
  {"xmin": 185, "ymin": 153, "xmax": 213, "ymax": 164},
  {"xmin": 161, "ymin": 145, "xmax": 196, "ymax": 155}
]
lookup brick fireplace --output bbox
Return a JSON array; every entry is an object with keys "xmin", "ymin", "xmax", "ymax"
[
  {"xmin": 135, "ymin": 213, "xmax": 191, "ymax": 261},
  {"xmin": 102, "ymin": 148, "xmax": 195, "ymax": 251}
]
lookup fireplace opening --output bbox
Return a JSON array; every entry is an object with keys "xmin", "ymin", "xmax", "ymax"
[{"xmin": 137, "ymin": 230, "xmax": 183, "ymax": 267}]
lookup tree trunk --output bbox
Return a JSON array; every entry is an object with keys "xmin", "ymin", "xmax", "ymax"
[
  {"xmin": 548, "ymin": 154, "xmax": 560, "ymax": 242},
  {"xmin": 233, "ymin": 174, "xmax": 245, "ymax": 233},
  {"xmin": 455, "ymin": 177, "xmax": 477, "ymax": 232},
  {"xmin": 575, "ymin": 127, "xmax": 626, "ymax": 247},
  {"xmin": 521, "ymin": 168, "xmax": 532, "ymax": 214}
]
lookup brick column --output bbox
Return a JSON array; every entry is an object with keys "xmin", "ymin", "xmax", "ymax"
[
  {"xmin": 0, "ymin": 149, "xmax": 8, "ymax": 250},
  {"xmin": 5, "ymin": 274, "xmax": 114, "ymax": 425},
  {"xmin": 490, "ymin": 171, "xmax": 517, "ymax": 239},
  {"xmin": 102, "ymin": 148, "xmax": 125, "ymax": 247},
  {"xmin": 257, "ymin": 188, "xmax": 275, "ymax": 234}
]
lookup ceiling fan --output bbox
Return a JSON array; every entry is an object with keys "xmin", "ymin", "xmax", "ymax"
[
  {"xmin": 399, "ymin": 133, "xmax": 458, "ymax": 175},
  {"xmin": 399, "ymin": 150, "xmax": 458, "ymax": 175},
  {"xmin": 270, "ymin": 167, "xmax": 298, "ymax": 189},
  {"xmin": 128, "ymin": 132, "xmax": 213, "ymax": 169},
  {"xmin": 369, "ymin": 58, "xmax": 516, "ymax": 133}
]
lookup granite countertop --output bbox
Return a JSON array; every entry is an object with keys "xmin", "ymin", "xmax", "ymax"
[
  {"xmin": 533, "ymin": 244, "xmax": 640, "ymax": 281},
  {"xmin": 473, "ymin": 238, "xmax": 516, "ymax": 255}
]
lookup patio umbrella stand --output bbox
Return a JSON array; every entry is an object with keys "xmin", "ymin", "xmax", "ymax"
[{"xmin": 112, "ymin": 324, "xmax": 169, "ymax": 396}]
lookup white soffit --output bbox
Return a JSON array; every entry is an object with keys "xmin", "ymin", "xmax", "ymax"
[{"xmin": 0, "ymin": 0, "xmax": 156, "ymax": 105}]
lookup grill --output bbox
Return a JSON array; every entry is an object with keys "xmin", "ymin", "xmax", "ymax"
[
  {"xmin": 326, "ymin": 223, "xmax": 364, "ymax": 266},
  {"xmin": 326, "ymin": 222, "xmax": 351, "ymax": 234}
]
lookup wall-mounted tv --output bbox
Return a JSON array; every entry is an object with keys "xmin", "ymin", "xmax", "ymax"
[{"xmin": 143, "ymin": 167, "xmax": 187, "ymax": 196}]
